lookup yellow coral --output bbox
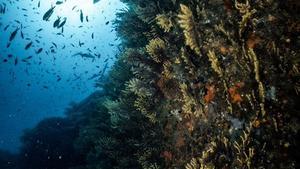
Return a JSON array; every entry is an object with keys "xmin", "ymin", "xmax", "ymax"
[
  {"xmin": 137, "ymin": 148, "xmax": 160, "ymax": 169},
  {"xmin": 156, "ymin": 13, "xmax": 173, "ymax": 32},
  {"xmin": 235, "ymin": 0, "xmax": 250, "ymax": 14},
  {"xmin": 239, "ymin": 9, "xmax": 256, "ymax": 37},
  {"xmin": 180, "ymin": 48, "xmax": 197, "ymax": 76},
  {"xmin": 235, "ymin": 0, "xmax": 256, "ymax": 37},
  {"xmin": 125, "ymin": 78, "xmax": 152, "ymax": 97},
  {"xmin": 207, "ymin": 50, "xmax": 233, "ymax": 113},
  {"xmin": 134, "ymin": 96, "xmax": 157, "ymax": 123},
  {"xmin": 233, "ymin": 125, "xmax": 255, "ymax": 169},
  {"xmin": 146, "ymin": 38, "xmax": 166, "ymax": 63},
  {"xmin": 125, "ymin": 78, "xmax": 157, "ymax": 123},
  {"xmin": 207, "ymin": 50, "xmax": 223, "ymax": 77},
  {"xmin": 180, "ymin": 83, "xmax": 203, "ymax": 118},
  {"xmin": 185, "ymin": 142, "xmax": 217, "ymax": 169},
  {"xmin": 178, "ymin": 4, "xmax": 201, "ymax": 55},
  {"xmin": 162, "ymin": 61, "xmax": 173, "ymax": 79},
  {"xmin": 185, "ymin": 158, "xmax": 199, "ymax": 169},
  {"xmin": 248, "ymin": 49, "xmax": 266, "ymax": 116}
]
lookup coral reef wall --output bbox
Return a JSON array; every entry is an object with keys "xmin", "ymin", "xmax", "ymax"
[
  {"xmin": 6, "ymin": 1, "xmax": 299, "ymax": 169},
  {"xmin": 104, "ymin": 0, "xmax": 299, "ymax": 168}
]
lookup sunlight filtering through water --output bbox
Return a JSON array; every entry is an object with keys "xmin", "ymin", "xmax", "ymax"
[
  {"xmin": 52, "ymin": 0, "xmax": 105, "ymax": 24},
  {"xmin": 0, "ymin": 0, "xmax": 126, "ymax": 152}
]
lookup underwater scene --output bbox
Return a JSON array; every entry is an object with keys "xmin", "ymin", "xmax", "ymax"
[{"xmin": 0, "ymin": 0, "xmax": 299, "ymax": 168}]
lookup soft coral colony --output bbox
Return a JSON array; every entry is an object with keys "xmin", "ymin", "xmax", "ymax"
[{"xmin": 105, "ymin": 0, "xmax": 300, "ymax": 168}]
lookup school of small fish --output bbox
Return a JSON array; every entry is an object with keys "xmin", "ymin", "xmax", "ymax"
[{"xmin": 0, "ymin": 0, "xmax": 116, "ymax": 91}]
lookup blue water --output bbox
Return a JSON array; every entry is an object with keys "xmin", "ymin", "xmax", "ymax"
[{"xmin": 0, "ymin": 0, "xmax": 125, "ymax": 152}]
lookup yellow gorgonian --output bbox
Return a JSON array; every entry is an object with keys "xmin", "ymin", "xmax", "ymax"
[
  {"xmin": 178, "ymin": 4, "xmax": 201, "ymax": 55},
  {"xmin": 156, "ymin": 13, "xmax": 173, "ymax": 32},
  {"xmin": 146, "ymin": 38, "xmax": 166, "ymax": 63}
]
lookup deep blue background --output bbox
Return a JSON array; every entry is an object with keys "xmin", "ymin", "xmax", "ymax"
[{"xmin": 0, "ymin": 0, "xmax": 125, "ymax": 152}]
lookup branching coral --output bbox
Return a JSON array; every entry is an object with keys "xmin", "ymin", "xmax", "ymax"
[
  {"xmin": 185, "ymin": 141, "xmax": 217, "ymax": 169},
  {"xmin": 103, "ymin": 99, "xmax": 123, "ymax": 128},
  {"xmin": 180, "ymin": 83, "xmax": 203, "ymax": 118},
  {"xmin": 96, "ymin": 136, "xmax": 117, "ymax": 149},
  {"xmin": 207, "ymin": 50, "xmax": 233, "ymax": 113},
  {"xmin": 178, "ymin": 4, "xmax": 201, "ymax": 55},
  {"xmin": 125, "ymin": 78, "xmax": 157, "ymax": 123},
  {"xmin": 125, "ymin": 78, "xmax": 153, "ymax": 97},
  {"xmin": 156, "ymin": 13, "xmax": 174, "ymax": 32},
  {"xmin": 122, "ymin": 48, "xmax": 156, "ymax": 81},
  {"xmin": 162, "ymin": 61, "xmax": 173, "ymax": 79},
  {"xmin": 146, "ymin": 38, "xmax": 166, "ymax": 63},
  {"xmin": 248, "ymin": 49, "xmax": 266, "ymax": 116},
  {"xmin": 147, "ymin": 163, "xmax": 160, "ymax": 169},
  {"xmin": 207, "ymin": 50, "xmax": 223, "ymax": 77},
  {"xmin": 136, "ymin": 147, "xmax": 161, "ymax": 169},
  {"xmin": 134, "ymin": 96, "xmax": 157, "ymax": 123},
  {"xmin": 235, "ymin": 0, "xmax": 256, "ymax": 38},
  {"xmin": 290, "ymin": 54, "xmax": 300, "ymax": 95},
  {"xmin": 233, "ymin": 124, "xmax": 254, "ymax": 168},
  {"xmin": 185, "ymin": 158, "xmax": 199, "ymax": 169},
  {"xmin": 180, "ymin": 47, "xmax": 197, "ymax": 76}
]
